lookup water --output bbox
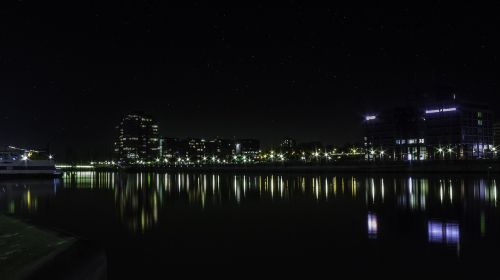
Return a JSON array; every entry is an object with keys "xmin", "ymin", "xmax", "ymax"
[{"xmin": 1, "ymin": 172, "xmax": 499, "ymax": 277}]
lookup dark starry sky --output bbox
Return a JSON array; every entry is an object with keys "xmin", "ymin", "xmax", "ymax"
[{"xmin": 0, "ymin": 2, "xmax": 499, "ymax": 160}]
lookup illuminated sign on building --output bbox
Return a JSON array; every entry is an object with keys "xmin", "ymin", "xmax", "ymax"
[
  {"xmin": 365, "ymin": 115, "xmax": 377, "ymax": 121},
  {"xmin": 425, "ymin": 107, "xmax": 457, "ymax": 114}
]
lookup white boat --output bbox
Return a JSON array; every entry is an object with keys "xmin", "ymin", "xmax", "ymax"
[{"xmin": 0, "ymin": 150, "xmax": 63, "ymax": 178}]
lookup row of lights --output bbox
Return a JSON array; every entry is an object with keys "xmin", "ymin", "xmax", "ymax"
[
  {"xmin": 89, "ymin": 145, "xmax": 499, "ymax": 166},
  {"xmin": 21, "ymin": 154, "xmax": 53, "ymax": 161}
]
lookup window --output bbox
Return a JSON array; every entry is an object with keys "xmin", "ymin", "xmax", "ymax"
[
  {"xmin": 478, "ymin": 112, "xmax": 483, "ymax": 118},
  {"xmin": 478, "ymin": 120, "xmax": 483, "ymax": 126},
  {"xmin": 419, "ymin": 138, "xmax": 425, "ymax": 144}
]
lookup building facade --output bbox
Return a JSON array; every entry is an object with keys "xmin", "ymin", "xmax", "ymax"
[
  {"xmin": 159, "ymin": 137, "xmax": 186, "ymax": 159},
  {"xmin": 114, "ymin": 113, "xmax": 160, "ymax": 162},
  {"xmin": 495, "ymin": 122, "xmax": 500, "ymax": 147},
  {"xmin": 235, "ymin": 139, "xmax": 260, "ymax": 158},
  {"xmin": 159, "ymin": 137, "xmax": 239, "ymax": 161},
  {"xmin": 280, "ymin": 138, "xmax": 297, "ymax": 150},
  {"xmin": 364, "ymin": 96, "xmax": 494, "ymax": 160}
]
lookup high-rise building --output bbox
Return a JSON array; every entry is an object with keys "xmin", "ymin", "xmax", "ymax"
[
  {"xmin": 364, "ymin": 94, "xmax": 494, "ymax": 160},
  {"xmin": 114, "ymin": 113, "xmax": 160, "ymax": 162}
]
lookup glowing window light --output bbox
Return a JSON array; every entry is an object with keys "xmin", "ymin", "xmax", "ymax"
[{"xmin": 365, "ymin": 115, "xmax": 377, "ymax": 121}]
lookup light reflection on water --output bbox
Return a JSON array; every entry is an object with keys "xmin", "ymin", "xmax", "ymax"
[{"xmin": 0, "ymin": 172, "xmax": 499, "ymax": 256}]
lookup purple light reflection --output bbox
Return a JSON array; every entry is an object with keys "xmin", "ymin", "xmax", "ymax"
[{"xmin": 428, "ymin": 220, "xmax": 460, "ymax": 245}]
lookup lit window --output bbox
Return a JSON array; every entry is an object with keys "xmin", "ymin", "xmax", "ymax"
[{"xmin": 478, "ymin": 120, "xmax": 483, "ymax": 126}]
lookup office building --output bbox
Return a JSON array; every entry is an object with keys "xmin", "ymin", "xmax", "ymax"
[{"xmin": 364, "ymin": 94, "xmax": 494, "ymax": 160}]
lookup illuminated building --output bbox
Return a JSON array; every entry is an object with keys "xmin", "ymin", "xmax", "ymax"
[
  {"xmin": 186, "ymin": 138, "xmax": 207, "ymax": 160},
  {"xmin": 114, "ymin": 113, "xmax": 160, "ymax": 162},
  {"xmin": 206, "ymin": 138, "xmax": 235, "ymax": 159},
  {"xmin": 364, "ymin": 94, "xmax": 494, "ymax": 160},
  {"xmin": 159, "ymin": 137, "xmax": 236, "ymax": 161},
  {"xmin": 235, "ymin": 139, "xmax": 260, "ymax": 158},
  {"xmin": 159, "ymin": 137, "xmax": 186, "ymax": 159},
  {"xmin": 364, "ymin": 107, "xmax": 427, "ymax": 161},
  {"xmin": 280, "ymin": 138, "xmax": 297, "ymax": 150}
]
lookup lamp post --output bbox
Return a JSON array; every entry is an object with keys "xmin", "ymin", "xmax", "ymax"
[{"xmin": 438, "ymin": 148, "xmax": 444, "ymax": 160}]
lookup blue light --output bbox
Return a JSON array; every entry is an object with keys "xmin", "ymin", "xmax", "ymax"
[{"xmin": 425, "ymin": 107, "xmax": 457, "ymax": 114}]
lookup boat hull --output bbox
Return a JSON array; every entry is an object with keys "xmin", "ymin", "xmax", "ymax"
[{"xmin": 0, "ymin": 170, "xmax": 63, "ymax": 178}]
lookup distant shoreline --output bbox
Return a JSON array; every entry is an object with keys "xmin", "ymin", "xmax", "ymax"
[{"xmin": 58, "ymin": 160, "xmax": 500, "ymax": 174}]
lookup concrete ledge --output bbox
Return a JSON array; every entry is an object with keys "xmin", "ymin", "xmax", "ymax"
[
  {"xmin": 28, "ymin": 240, "xmax": 107, "ymax": 280},
  {"xmin": 0, "ymin": 215, "xmax": 106, "ymax": 280}
]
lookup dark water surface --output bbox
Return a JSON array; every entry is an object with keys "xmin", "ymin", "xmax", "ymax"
[{"xmin": 1, "ymin": 172, "xmax": 499, "ymax": 277}]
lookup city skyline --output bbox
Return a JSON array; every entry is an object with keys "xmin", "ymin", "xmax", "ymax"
[
  {"xmin": 2, "ymin": 4, "xmax": 499, "ymax": 160},
  {"xmin": 2, "ymin": 4, "xmax": 500, "ymax": 277}
]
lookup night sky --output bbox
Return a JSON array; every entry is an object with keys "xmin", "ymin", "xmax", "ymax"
[{"xmin": 1, "ymin": 3, "xmax": 499, "ymax": 160}]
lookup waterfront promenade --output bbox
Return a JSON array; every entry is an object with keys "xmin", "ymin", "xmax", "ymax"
[{"xmin": 60, "ymin": 160, "xmax": 500, "ymax": 174}]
